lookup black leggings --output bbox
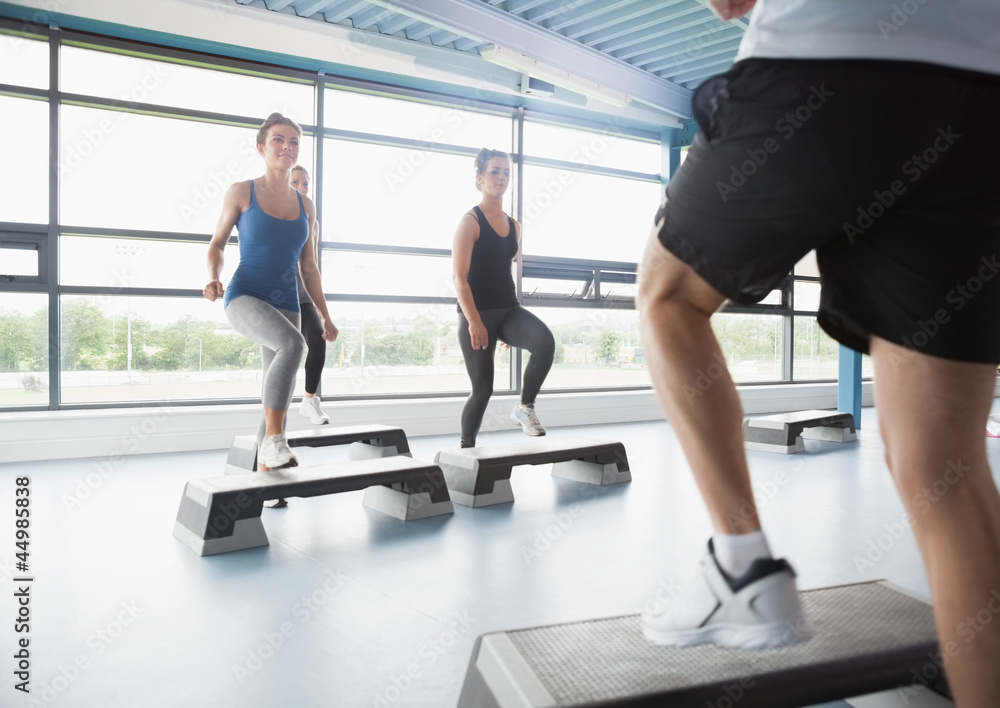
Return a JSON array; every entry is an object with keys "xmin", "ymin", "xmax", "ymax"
[
  {"xmin": 299, "ymin": 301, "xmax": 326, "ymax": 395},
  {"xmin": 458, "ymin": 306, "xmax": 555, "ymax": 446}
]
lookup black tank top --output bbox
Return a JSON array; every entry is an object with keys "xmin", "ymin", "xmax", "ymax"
[{"xmin": 461, "ymin": 206, "xmax": 519, "ymax": 312}]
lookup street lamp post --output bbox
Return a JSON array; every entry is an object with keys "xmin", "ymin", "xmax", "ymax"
[
  {"xmin": 115, "ymin": 244, "xmax": 146, "ymax": 385},
  {"xmin": 353, "ymin": 264, "xmax": 373, "ymax": 369}
]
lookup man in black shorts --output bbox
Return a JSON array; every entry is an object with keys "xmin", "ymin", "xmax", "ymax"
[{"xmin": 636, "ymin": 1, "xmax": 1000, "ymax": 705}]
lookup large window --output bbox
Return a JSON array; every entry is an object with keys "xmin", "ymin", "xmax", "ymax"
[
  {"xmin": 0, "ymin": 19, "xmax": 870, "ymax": 411},
  {"xmin": 0, "ymin": 32, "xmax": 48, "ymax": 88},
  {"xmin": 528, "ymin": 307, "xmax": 647, "ymax": 390},
  {"xmin": 58, "ymin": 295, "xmax": 256, "ymax": 404},
  {"xmin": 59, "ymin": 107, "xmax": 315, "ymax": 234},
  {"xmin": 0, "ymin": 294, "xmax": 48, "ymax": 407},
  {"xmin": 1, "ymin": 96, "xmax": 49, "ymax": 224},
  {"xmin": 325, "ymin": 89, "xmax": 510, "ymax": 147},
  {"xmin": 322, "ymin": 140, "xmax": 504, "ymax": 250},
  {"xmin": 524, "ymin": 120, "xmax": 661, "ymax": 173},
  {"xmin": 61, "ymin": 45, "xmax": 314, "ymax": 120},
  {"xmin": 520, "ymin": 167, "xmax": 661, "ymax": 261}
]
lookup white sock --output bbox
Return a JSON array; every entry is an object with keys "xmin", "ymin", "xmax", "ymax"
[{"xmin": 712, "ymin": 530, "xmax": 773, "ymax": 578}]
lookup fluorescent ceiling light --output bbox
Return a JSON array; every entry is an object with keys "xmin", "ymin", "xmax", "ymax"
[{"xmin": 481, "ymin": 44, "xmax": 631, "ymax": 108}]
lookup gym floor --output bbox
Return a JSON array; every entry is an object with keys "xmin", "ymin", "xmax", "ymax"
[{"xmin": 4, "ymin": 402, "xmax": 994, "ymax": 708}]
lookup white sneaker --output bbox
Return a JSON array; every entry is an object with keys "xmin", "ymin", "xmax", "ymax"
[
  {"xmin": 298, "ymin": 396, "xmax": 330, "ymax": 425},
  {"xmin": 642, "ymin": 541, "xmax": 812, "ymax": 649},
  {"xmin": 511, "ymin": 403, "xmax": 545, "ymax": 436},
  {"xmin": 259, "ymin": 433, "xmax": 298, "ymax": 470}
]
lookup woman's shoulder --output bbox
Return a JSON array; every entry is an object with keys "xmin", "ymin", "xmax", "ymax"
[
  {"xmin": 462, "ymin": 207, "xmax": 482, "ymax": 227},
  {"xmin": 298, "ymin": 191, "xmax": 316, "ymax": 219},
  {"xmin": 510, "ymin": 217, "xmax": 521, "ymax": 241},
  {"xmin": 223, "ymin": 180, "xmax": 253, "ymax": 210},
  {"xmin": 229, "ymin": 179, "xmax": 253, "ymax": 195}
]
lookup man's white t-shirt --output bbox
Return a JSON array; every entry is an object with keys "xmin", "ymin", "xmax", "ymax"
[{"xmin": 735, "ymin": 0, "xmax": 1000, "ymax": 76}]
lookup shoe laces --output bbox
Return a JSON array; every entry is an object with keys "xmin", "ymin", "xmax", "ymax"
[{"xmin": 521, "ymin": 405, "xmax": 541, "ymax": 427}]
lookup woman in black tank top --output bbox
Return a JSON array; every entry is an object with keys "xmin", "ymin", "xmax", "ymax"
[{"xmin": 452, "ymin": 149, "xmax": 555, "ymax": 448}]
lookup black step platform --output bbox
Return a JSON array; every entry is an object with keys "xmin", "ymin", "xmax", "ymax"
[
  {"xmin": 743, "ymin": 409, "xmax": 857, "ymax": 454},
  {"xmin": 173, "ymin": 456, "xmax": 453, "ymax": 556},
  {"xmin": 434, "ymin": 437, "xmax": 630, "ymax": 507},
  {"xmin": 225, "ymin": 423, "xmax": 411, "ymax": 473},
  {"xmin": 457, "ymin": 581, "xmax": 950, "ymax": 708}
]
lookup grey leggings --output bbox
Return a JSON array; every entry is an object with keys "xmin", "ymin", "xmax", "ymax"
[
  {"xmin": 458, "ymin": 305, "xmax": 555, "ymax": 446},
  {"xmin": 226, "ymin": 295, "xmax": 305, "ymax": 444}
]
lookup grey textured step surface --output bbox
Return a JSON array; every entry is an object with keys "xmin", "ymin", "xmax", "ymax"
[{"xmin": 458, "ymin": 581, "xmax": 948, "ymax": 708}]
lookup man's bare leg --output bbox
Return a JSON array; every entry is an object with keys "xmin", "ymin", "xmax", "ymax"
[
  {"xmin": 638, "ymin": 227, "xmax": 807, "ymax": 648},
  {"xmin": 637, "ymin": 227, "xmax": 760, "ymax": 534},
  {"xmin": 871, "ymin": 337, "xmax": 1000, "ymax": 708}
]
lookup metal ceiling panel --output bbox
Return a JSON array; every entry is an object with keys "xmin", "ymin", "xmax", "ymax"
[{"xmin": 231, "ymin": 0, "xmax": 748, "ymax": 119}]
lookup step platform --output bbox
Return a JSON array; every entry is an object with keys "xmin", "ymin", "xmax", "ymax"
[
  {"xmin": 173, "ymin": 455, "xmax": 453, "ymax": 556},
  {"xmin": 225, "ymin": 423, "xmax": 411, "ymax": 474},
  {"xmin": 434, "ymin": 437, "xmax": 630, "ymax": 507},
  {"xmin": 457, "ymin": 581, "xmax": 951, "ymax": 708},
  {"xmin": 744, "ymin": 409, "xmax": 857, "ymax": 454}
]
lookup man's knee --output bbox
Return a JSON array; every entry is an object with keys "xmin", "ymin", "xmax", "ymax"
[{"xmin": 637, "ymin": 228, "xmax": 723, "ymax": 319}]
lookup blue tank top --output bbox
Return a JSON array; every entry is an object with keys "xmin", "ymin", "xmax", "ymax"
[
  {"xmin": 460, "ymin": 206, "xmax": 519, "ymax": 312},
  {"xmin": 224, "ymin": 180, "xmax": 309, "ymax": 312}
]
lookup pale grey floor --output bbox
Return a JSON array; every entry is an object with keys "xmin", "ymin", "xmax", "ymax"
[{"xmin": 1, "ymin": 402, "xmax": 989, "ymax": 708}]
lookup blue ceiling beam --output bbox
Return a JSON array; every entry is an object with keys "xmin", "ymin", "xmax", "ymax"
[{"xmin": 363, "ymin": 0, "xmax": 692, "ymax": 117}]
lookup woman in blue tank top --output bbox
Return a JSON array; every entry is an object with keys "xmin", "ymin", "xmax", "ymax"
[
  {"xmin": 203, "ymin": 113, "xmax": 338, "ymax": 471},
  {"xmin": 452, "ymin": 148, "xmax": 555, "ymax": 448}
]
